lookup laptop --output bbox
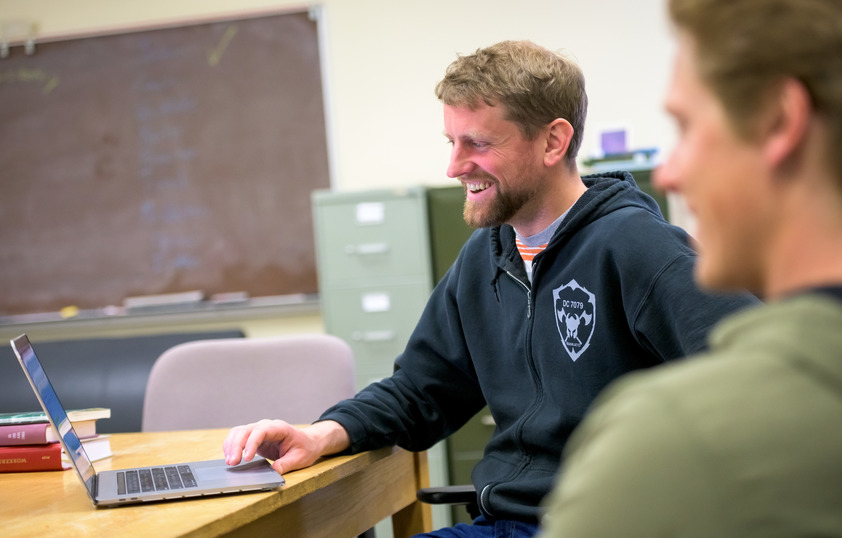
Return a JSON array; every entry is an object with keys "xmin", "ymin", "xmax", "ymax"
[{"xmin": 9, "ymin": 333, "xmax": 284, "ymax": 507}]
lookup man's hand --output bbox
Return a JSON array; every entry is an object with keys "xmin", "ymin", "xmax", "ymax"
[{"xmin": 222, "ymin": 419, "xmax": 351, "ymax": 475}]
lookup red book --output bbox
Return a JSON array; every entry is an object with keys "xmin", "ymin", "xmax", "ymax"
[{"xmin": 0, "ymin": 443, "xmax": 69, "ymax": 472}]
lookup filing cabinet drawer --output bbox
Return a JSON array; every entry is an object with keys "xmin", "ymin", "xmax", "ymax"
[
  {"xmin": 323, "ymin": 282, "xmax": 431, "ymax": 390},
  {"xmin": 322, "ymin": 281, "xmax": 430, "ymax": 348},
  {"xmin": 313, "ymin": 190, "xmax": 433, "ymax": 287}
]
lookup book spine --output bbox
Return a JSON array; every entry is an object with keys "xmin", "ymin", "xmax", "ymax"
[
  {"xmin": 0, "ymin": 423, "xmax": 48, "ymax": 446},
  {"xmin": 0, "ymin": 443, "xmax": 65, "ymax": 472}
]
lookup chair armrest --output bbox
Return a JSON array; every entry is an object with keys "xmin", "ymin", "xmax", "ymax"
[
  {"xmin": 417, "ymin": 484, "xmax": 476, "ymax": 505},
  {"xmin": 417, "ymin": 485, "xmax": 480, "ymax": 520}
]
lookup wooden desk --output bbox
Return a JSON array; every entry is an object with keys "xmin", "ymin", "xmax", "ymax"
[{"xmin": 0, "ymin": 429, "xmax": 432, "ymax": 537}]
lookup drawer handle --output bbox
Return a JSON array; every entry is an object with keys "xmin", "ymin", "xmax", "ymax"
[
  {"xmin": 345, "ymin": 242, "xmax": 390, "ymax": 255},
  {"xmin": 351, "ymin": 330, "xmax": 396, "ymax": 342}
]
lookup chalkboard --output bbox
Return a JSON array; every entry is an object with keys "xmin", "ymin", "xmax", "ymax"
[{"xmin": 0, "ymin": 10, "xmax": 329, "ymax": 316}]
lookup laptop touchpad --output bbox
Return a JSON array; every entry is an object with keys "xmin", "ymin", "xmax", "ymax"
[{"xmin": 195, "ymin": 459, "xmax": 278, "ymax": 482}]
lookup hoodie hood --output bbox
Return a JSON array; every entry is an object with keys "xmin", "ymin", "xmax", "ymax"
[{"xmin": 489, "ymin": 170, "xmax": 665, "ymax": 281}]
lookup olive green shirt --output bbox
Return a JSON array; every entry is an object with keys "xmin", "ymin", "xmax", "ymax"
[{"xmin": 541, "ymin": 294, "xmax": 842, "ymax": 537}]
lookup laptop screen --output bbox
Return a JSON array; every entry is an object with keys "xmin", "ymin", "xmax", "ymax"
[{"xmin": 11, "ymin": 334, "xmax": 97, "ymax": 500}]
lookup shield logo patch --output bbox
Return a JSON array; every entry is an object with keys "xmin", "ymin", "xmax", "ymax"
[{"xmin": 553, "ymin": 279, "xmax": 596, "ymax": 362}]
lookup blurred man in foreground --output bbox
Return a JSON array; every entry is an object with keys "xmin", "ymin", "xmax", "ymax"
[{"xmin": 541, "ymin": 0, "xmax": 842, "ymax": 535}]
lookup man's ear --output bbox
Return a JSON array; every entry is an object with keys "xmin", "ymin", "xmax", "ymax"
[
  {"xmin": 762, "ymin": 78, "xmax": 812, "ymax": 170},
  {"xmin": 545, "ymin": 118, "xmax": 575, "ymax": 167}
]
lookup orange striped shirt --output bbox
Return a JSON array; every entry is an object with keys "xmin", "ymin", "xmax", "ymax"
[{"xmin": 515, "ymin": 237, "xmax": 548, "ymax": 262}]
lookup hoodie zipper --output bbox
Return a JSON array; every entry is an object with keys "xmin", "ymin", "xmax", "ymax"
[
  {"xmin": 505, "ymin": 270, "xmax": 532, "ymax": 318},
  {"xmin": 479, "ymin": 270, "xmax": 539, "ymax": 517}
]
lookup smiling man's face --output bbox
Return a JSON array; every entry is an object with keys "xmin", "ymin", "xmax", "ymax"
[{"xmin": 443, "ymin": 102, "xmax": 551, "ymax": 232}]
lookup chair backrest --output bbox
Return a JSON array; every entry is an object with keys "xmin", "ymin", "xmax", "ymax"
[{"xmin": 141, "ymin": 334, "xmax": 356, "ymax": 432}]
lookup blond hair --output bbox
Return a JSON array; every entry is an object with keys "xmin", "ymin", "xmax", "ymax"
[{"xmin": 435, "ymin": 40, "xmax": 588, "ymax": 167}]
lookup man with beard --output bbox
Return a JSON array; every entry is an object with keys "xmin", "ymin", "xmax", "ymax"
[{"xmin": 223, "ymin": 40, "xmax": 757, "ymax": 537}]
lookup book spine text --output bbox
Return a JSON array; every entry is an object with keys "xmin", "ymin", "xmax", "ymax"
[
  {"xmin": 0, "ymin": 423, "xmax": 48, "ymax": 446},
  {"xmin": 0, "ymin": 444, "xmax": 65, "ymax": 472}
]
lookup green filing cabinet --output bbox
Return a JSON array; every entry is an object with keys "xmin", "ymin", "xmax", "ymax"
[
  {"xmin": 313, "ymin": 187, "xmax": 436, "ymax": 388},
  {"xmin": 313, "ymin": 185, "xmax": 480, "ymax": 532}
]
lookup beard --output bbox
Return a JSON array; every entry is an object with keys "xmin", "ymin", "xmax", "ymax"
[{"xmin": 462, "ymin": 176, "xmax": 540, "ymax": 229}]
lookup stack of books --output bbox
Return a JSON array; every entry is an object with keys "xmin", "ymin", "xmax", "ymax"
[{"xmin": 0, "ymin": 407, "xmax": 112, "ymax": 472}]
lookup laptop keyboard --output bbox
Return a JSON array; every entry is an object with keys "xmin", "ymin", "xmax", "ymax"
[{"xmin": 117, "ymin": 465, "xmax": 198, "ymax": 495}]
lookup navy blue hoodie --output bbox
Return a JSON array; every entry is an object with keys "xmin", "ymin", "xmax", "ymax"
[{"xmin": 320, "ymin": 171, "xmax": 757, "ymax": 522}]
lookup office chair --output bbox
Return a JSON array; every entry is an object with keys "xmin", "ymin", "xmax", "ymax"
[
  {"xmin": 142, "ymin": 334, "xmax": 379, "ymax": 537},
  {"xmin": 141, "ymin": 334, "xmax": 356, "ymax": 431}
]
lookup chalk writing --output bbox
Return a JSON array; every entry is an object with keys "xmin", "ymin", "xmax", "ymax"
[
  {"xmin": 133, "ymin": 55, "xmax": 208, "ymax": 273},
  {"xmin": 207, "ymin": 25, "xmax": 238, "ymax": 67},
  {"xmin": 0, "ymin": 67, "xmax": 59, "ymax": 94}
]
